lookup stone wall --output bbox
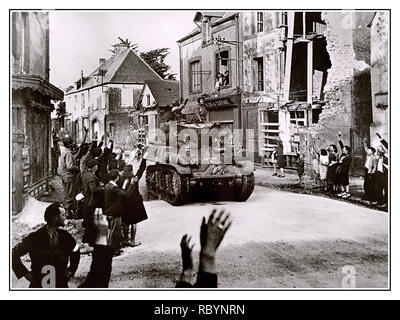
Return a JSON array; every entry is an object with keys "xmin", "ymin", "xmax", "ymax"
[
  {"xmin": 306, "ymin": 11, "xmax": 374, "ymax": 175},
  {"xmin": 369, "ymin": 11, "xmax": 389, "ymax": 147}
]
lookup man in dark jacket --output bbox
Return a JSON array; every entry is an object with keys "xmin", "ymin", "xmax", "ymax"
[
  {"xmin": 104, "ymin": 169, "xmax": 135, "ymax": 256},
  {"xmin": 12, "ymin": 202, "xmax": 80, "ymax": 288},
  {"xmin": 97, "ymin": 139, "xmax": 114, "ymax": 184},
  {"xmin": 82, "ymin": 159, "xmax": 104, "ymax": 246},
  {"xmin": 120, "ymin": 160, "xmax": 148, "ymax": 247},
  {"xmin": 58, "ymin": 137, "xmax": 80, "ymax": 218}
]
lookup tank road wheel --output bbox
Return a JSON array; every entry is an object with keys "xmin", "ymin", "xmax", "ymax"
[
  {"xmin": 163, "ymin": 168, "xmax": 189, "ymax": 206},
  {"xmin": 145, "ymin": 165, "xmax": 162, "ymax": 199},
  {"xmin": 145, "ymin": 166, "xmax": 155, "ymax": 196},
  {"xmin": 235, "ymin": 172, "xmax": 255, "ymax": 202}
]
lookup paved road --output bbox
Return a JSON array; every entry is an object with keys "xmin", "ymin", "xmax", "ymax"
[
  {"xmin": 12, "ymin": 183, "xmax": 388, "ymax": 288},
  {"xmin": 74, "ymin": 185, "xmax": 388, "ymax": 288}
]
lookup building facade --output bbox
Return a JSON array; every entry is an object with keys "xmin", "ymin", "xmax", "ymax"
[
  {"xmin": 135, "ymin": 79, "xmax": 179, "ymax": 143},
  {"xmin": 65, "ymin": 46, "xmax": 161, "ymax": 150},
  {"xmin": 12, "ymin": 11, "xmax": 64, "ymax": 214},
  {"xmin": 178, "ymin": 11, "xmax": 381, "ymax": 173},
  {"xmin": 177, "ymin": 12, "xmax": 243, "ymax": 136},
  {"xmin": 368, "ymin": 12, "xmax": 389, "ymax": 147}
]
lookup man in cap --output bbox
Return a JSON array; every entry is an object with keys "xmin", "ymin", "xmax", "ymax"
[
  {"xmin": 82, "ymin": 159, "xmax": 104, "ymax": 246},
  {"xmin": 12, "ymin": 202, "xmax": 80, "ymax": 288},
  {"xmin": 375, "ymin": 144, "xmax": 388, "ymax": 208},
  {"xmin": 104, "ymin": 169, "xmax": 136, "ymax": 256},
  {"xmin": 58, "ymin": 137, "xmax": 80, "ymax": 218}
]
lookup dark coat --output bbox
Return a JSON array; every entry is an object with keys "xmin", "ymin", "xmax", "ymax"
[
  {"xmin": 12, "ymin": 226, "xmax": 80, "ymax": 288},
  {"xmin": 104, "ymin": 180, "xmax": 134, "ymax": 217},
  {"xmin": 122, "ymin": 159, "xmax": 148, "ymax": 225},
  {"xmin": 79, "ymin": 245, "xmax": 113, "ymax": 288},
  {"xmin": 82, "ymin": 170, "xmax": 104, "ymax": 209}
]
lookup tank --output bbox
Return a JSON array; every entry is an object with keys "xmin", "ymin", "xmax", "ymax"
[{"xmin": 143, "ymin": 121, "xmax": 255, "ymax": 206}]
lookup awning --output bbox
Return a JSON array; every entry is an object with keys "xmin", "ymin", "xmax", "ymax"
[
  {"xmin": 12, "ymin": 74, "xmax": 64, "ymax": 100},
  {"xmin": 282, "ymin": 102, "xmax": 311, "ymax": 111}
]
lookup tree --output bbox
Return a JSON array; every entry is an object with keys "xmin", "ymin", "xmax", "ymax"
[
  {"xmin": 110, "ymin": 37, "xmax": 139, "ymax": 54},
  {"xmin": 56, "ymin": 101, "xmax": 66, "ymax": 118},
  {"xmin": 140, "ymin": 48, "xmax": 176, "ymax": 80},
  {"xmin": 109, "ymin": 38, "xmax": 176, "ymax": 80}
]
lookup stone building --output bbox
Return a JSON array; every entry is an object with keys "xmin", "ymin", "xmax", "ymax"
[
  {"xmin": 11, "ymin": 11, "xmax": 64, "ymax": 214},
  {"xmin": 177, "ymin": 11, "xmax": 383, "ymax": 173},
  {"xmin": 65, "ymin": 45, "xmax": 161, "ymax": 150},
  {"xmin": 177, "ymin": 12, "xmax": 243, "ymax": 133},
  {"xmin": 368, "ymin": 12, "xmax": 389, "ymax": 147},
  {"xmin": 135, "ymin": 79, "xmax": 179, "ymax": 143}
]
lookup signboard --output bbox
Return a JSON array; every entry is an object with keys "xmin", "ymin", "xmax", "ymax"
[{"xmin": 202, "ymin": 97, "xmax": 236, "ymax": 110}]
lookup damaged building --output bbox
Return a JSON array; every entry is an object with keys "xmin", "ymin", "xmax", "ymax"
[
  {"xmin": 177, "ymin": 11, "xmax": 382, "ymax": 174},
  {"xmin": 12, "ymin": 12, "xmax": 64, "ymax": 214}
]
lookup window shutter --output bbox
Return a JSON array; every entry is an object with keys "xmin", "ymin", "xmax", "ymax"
[{"xmin": 250, "ymin": 12, "xmax": 256, "ymax": 34}]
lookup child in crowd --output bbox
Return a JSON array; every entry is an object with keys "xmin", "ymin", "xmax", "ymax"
[
  {"xmin": 296, "ymin": 153, "xmax": 305, "ymax": 184},
  {"xmin": 312, "ymin": 152, "xmax": 320, "ymax": 185},
  {"xmin": 362, "ymin": 138, "xmax": 377, "ymax": 204},
  {"xmin": 337, "ymin": 133, "xmax": 352, "ymax": 199},
  {"xmin": 327, "ymin": 144, "xmax": 339, "ymax": 193},
  {"xmin": 319, "ymin": 149, "xmax": 329, "ymax": 191}
]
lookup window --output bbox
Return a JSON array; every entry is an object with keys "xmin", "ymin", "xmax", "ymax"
[
  {"xmin": 257, "ymin": 12, "xmax": 264, "ymax": 33},
  {"xmin": 290, "ymin": 111, "xmax": 306, "ymax": 127},
  {"xmin": 254, "ymin": 57, "xmax": 264, "ymax": 91},
  {"xmin": 121, "ymin": 88, "xmax": 132, "ymax": 107},
  {"xmin": 215, "ymin": 50, "xmax": 230, "ymax": 88},
  {"xmin": 146, "ymin": 94, "xmax": 151, "ymax": 106},
  {"xmin": 101, "ymin": 93, "xmax": 106, "ymax": 109},
  {"xmin": 95, "ymin": 95, "xmax": 101, "ymax": 110},
  {"xmin": 109, "ymin": 123, "xmax": 115, "ymax": 138},
  {"xmin": 81, "ymin": 93, "xmax": 85, "ymax": 109},
  {"xmin": 189, "ymin": 60, "xmax": 202, "ymax": 93},
  {"xmin": 74, "ymin": 95, "xmax": 77, "ymax": 111}
]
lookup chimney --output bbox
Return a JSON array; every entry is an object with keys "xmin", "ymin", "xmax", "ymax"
[
  {"xmin": 80, "ymin": 70, "xmax": 83, "ymax": 88},
  {"xmin": 113, "ymin": 44, "xmax": 126, "ymax": 56},
  {"xmin": 99, "ymin": 58, "xmax": 106, "ymax": 65}
]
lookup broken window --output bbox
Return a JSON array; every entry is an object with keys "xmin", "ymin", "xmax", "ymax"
[
  {"xmin": 215, "ymin": 50, "xmax": 230, "ymax": 89},
  {"xmin": 312, "ymin": 108, "xmax": 322, "ymax": 124},
  {"xmin": 254, "ymin": 57, "xmax": 264, "ymax": 91},
  {"xmin": 290, "ymin": 110, "xmax": 306, "ymax": 127},
  {"xmin": 189, "ymin": 60, "xmax": 202, "ymax": 93}
]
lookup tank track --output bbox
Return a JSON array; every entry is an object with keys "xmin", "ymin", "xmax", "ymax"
[
  {"xmin": 235, "ymin": 172, "xmax": 255, "ymax": 202},
  {"xmin": 146, "ymin": 165, "xmax": 190, "ymax": 206}
]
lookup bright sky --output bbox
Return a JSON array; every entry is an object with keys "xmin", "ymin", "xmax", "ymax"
[{"xmin": 49, "ymin": 10, "xmax": 197, "ymax": 90}]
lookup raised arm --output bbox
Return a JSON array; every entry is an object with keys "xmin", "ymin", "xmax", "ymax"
[
  {"xmin": 79, "ymin": 210, "xmax": 113, "ymax": 288},
  {"xmin": 195, "ymin": 209, "xmax": 232, "ymax": 288},
  {"xmin": 82, "ymin": 127, "xmax": 89, "ymax": 144},
  {"xmin": 362, "ymin": 138, "xmax": 369, "ymax": 154}
]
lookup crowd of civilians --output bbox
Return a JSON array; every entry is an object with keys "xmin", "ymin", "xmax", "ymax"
[
  {"xmin": 270, "ymin": 132, "xmax": 388, "ymax": 208},
  {"xmin": 13, "ymin": 129, "xmax": 232, "ymax": 288}
]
